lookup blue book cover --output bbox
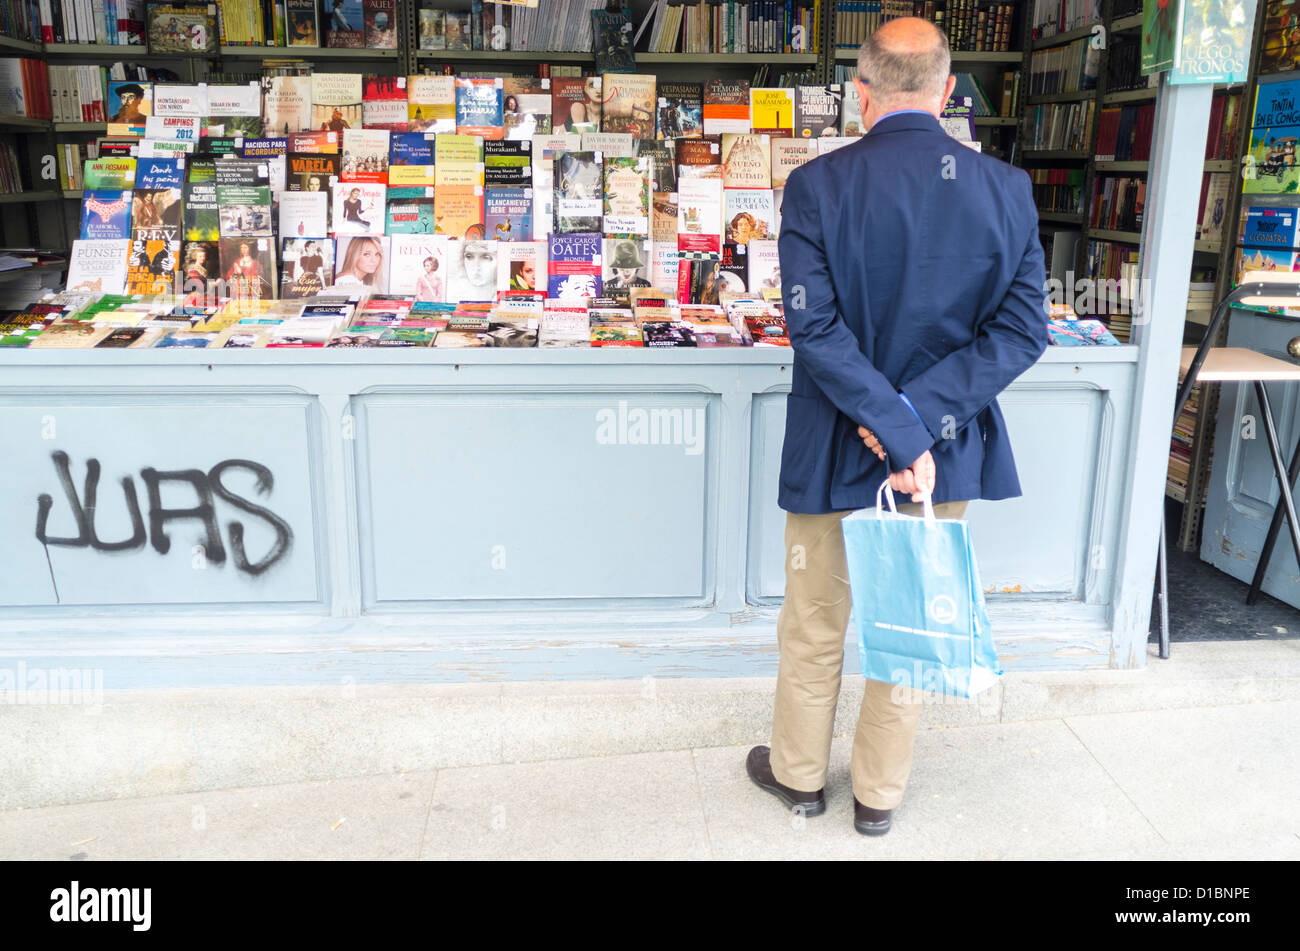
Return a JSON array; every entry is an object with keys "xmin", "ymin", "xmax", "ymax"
[
  {"xmin": 547, "ymin": 231, "xmax": 602, "ymax": 299},
  {"xmin": 133, "ymin": 157, "xmax": 185, "ymax": 190},
  {"xmin": 1242, "ymin": 205, "xmax": 1300, "ymax": 248},
  {"xmin": 390, "ymin": 132, "xmax": 435, "ymax": 165},
  {"xmin": 79, "ymin": 189, "xmax": 133, "ymax": 240},
  {"xmin": 455, "ymin": 79, "xmax": 503, "ymax": 134},
  {"xmin": 485, "ymin": 186, "xmax": 533, "ymax": 240},
  {"xmin": 1252, "ymin": 80, "xmax": 1300, "ymax": 129}
]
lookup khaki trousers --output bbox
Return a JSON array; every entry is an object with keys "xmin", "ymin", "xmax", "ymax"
[{"xmin": 769, "ymin": 501, "xmax": 969, "ymax": 810}]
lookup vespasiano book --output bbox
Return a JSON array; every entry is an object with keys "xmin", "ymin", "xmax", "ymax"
[{"xmin": 657, "ymin": 82, "xmax": 703, "ymax": 139}]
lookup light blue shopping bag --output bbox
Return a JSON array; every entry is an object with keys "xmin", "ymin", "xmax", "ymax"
[{"xmin": 840, "ymin": 480, "xmax": 1001, "ymax": 698}]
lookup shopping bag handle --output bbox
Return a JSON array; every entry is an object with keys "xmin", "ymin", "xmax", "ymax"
[{"xmin": 875, "ymin": 478, "xmax": 935, "ymax": 522}]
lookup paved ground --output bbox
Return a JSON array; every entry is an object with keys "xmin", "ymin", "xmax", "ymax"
[{"xmin": 2, "ymin": 697, "xmax": 1296, "ymax": 860}]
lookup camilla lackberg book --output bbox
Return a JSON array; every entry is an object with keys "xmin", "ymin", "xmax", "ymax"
[
  {"xmin": 547, "ymin": 232, "xmax": 603, "ymax": 301},
  {"xmin": 126, "ymin": 157, "xmax": 184, "ymax": 295},
  {"xmin": 600, "ymin": 74, "xmax": 655, "ymax": 140},
  {"xmin": 553, "ymin": 151, "xmax": 604, "ymax": 234},
  {"xmin": 456, "ymin": 78, "xmax": 505, "ymax": 140}
]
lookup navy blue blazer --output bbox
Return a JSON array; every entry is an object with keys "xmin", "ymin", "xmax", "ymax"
[{"xmin": 776, "ymin": 111, "xmax": 1048, "ymax": 513}]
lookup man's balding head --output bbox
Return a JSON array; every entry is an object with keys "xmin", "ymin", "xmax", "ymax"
[{"xmin": 856, "ymin": 17, "xmax": 952, "ymax": 112}]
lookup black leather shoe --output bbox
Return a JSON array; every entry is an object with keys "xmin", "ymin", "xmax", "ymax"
[
  {"xmin": 853, "ymin": 798, "xmax": 893, "ymax": 836},
  {"xmin": 745, "ymin": 746, "xmax": 826, "ymax": 816}
]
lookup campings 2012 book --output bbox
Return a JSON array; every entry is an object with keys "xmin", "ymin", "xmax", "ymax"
[
  {"xmin": 553, "ymin": 150, "xmax": 603, "ymax": 234},
  {"xmin": 600, "ymin": 73, "xmax": 655, "ymax": 140},
  {"xmin": 657, "ymin": 81, "xmax": 703, "ymax": 140}
]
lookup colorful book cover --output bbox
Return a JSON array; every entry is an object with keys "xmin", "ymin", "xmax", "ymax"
[
  {"xmin": 434, "ymin": 185, "xmax": 486, "ymax": 238},
  {"xmin": 390, "ymin": 131, "xmax": 435, "ymax": 166},
  {"xmin": 289, "ymin": 130, "xmax": 341, "ymax": 154},
  {"xmin": 342, "ymin": 128, "xmax": 391, "ymax": 182},
  {"xmin": 552, "ymin": 77, "xmax": 601, "ymax": 135},
  {"xmin": 657, "ymin": 81, "xmax": 703, "ymax": 139},
  {"xmin": 386, "ymin": 190, "xmax": 437, "ymax": 234},
  {"xmin": 602, "ymin": 238, "xmax": 651, "ymax": 297},
  {"xmin": 1141, "ymin": 0, "xmax": 1181, "ymax": 74},
  {"xmin": 216, "ymin": 185, "xmax": 273, "ymax": 237},
  {"xmin": 675, "ymin": 137, "xmax": 721, "ymax": 173},
  {"xmin": 126, "ymin": 237, "xmax": 180, "ymax": 296},
  {"xmin": 456, "ymin": 77, "xmax": 505, "ymax": 140},
  {"xmin": 718, "ymin": 242, "xmax": 749, "ymax": 295},
  {"xmin": 485, "ymin": 186, "xmax": 534, "ymax": 240},
  {"xmin": 286, "ymin": 0, "xmax": 321, "ymax": 46},
  {"xmin": 288, "ymin": 153, "xmax": 341, "ymax": 192},
  {"xmin": 547, "ymin": 232, "xmax": 603, "ymax": 300},
  {"xmin": 332, "ymin": 182, "xmax": 387, "ymax": 235},
  {"xmin": 795, "ymin": 85, "xmax": 842, "ymax": 139},
  {"xmin": 724, "ymin": 189, "xmax": 775, "ymax": 244},
  {"xmin": 1246, "ymin": 125, "xmax": 1300, "ymax": 194},
  {"xmin": 183, "ymin": 180, "xmax": 218, "ymax": 240},
  {"xmin": 333, "ymin": 235, "xmax": 390, "ymax": 292},
  {"xmin": 435, "ymin": 133, "xmax": 485, "ymax": 186},
  {"xmin": 553, "ymin": 150, "xmax": 603, "ymax": 234},
  {"xmin": 179, "ymin": 239, "xmax": 220, "ymax": 294},
  {"xmin": 747, "ymin": 239, "xmax": 781, "ymax": 294},
  {"xmin": 703, "ymin": 79, "xmax": 751, "ymax": 135},
  {"xmin": 326, "ymin": 0, "xmax": 365, "ymax": 47},
  {"xmin": 147, "ymin": 4, "xmax": 217, "ymax": 52},
  {"xmin": 389, "ymin": 234, "xmax": 447, "ymax": 302},
  {"xmin": 418, "ymin": 8, "xmax": 445, "ymax": 50},
  {"xmin": 311, "ymin": 72, "xmax": 363, "ymax": 132},
  {"xmin": 107, "ymin": 81, "xmax": 151, "ymax": 136},
  {"xmin": 280, "ymin": 237, "xmax": 336, "ymax": 298},
  {"xmin": 637, "ymin": 139, "xmax": 676, "ymax": 192},
  {"xmin": 363, "ymin": 0, "xmax": 398, "ymax": 48},
  {"xmin": 721, "ymin": 134, "xmax": 772, "ymax": 188},
  {"xmin": 1241, "ymin": 205, "xmax": 1300, "ymax": 247},
  {"xmin": 600, "ymin": 73, "xmax": 655, "ymax": 139},
  {"xmin": 503, "ymin": 78, "xmax": 553, "ymax": 140},
  {"xmin": 750, "ymin": 88, "xmax": 794, "ymax": 136},
  {"xmin": 497, "ymin": 240, "xmax": 547, "ymax": 292},
  {"xmin": 602, "ymin": 157, "xmax": 650, "ymax": 237},
  {"xmin": 84, "ymin": 157, "xmax": 137, "ymax": 191},
  {"xmin": 407, "ymin": 75, "xmax": 457, "ymax": 134},
  {"xmin": 362, "ymin": 75, "xmax": 408, "ymax": 131},
  {"xmin": 678, "ymin": 176, "xmax": 723, "ymax": 253},
  {"xmin": 80, "ymin": 190, "xmax": 132, "ymax": 240},
  {"xmin": 485, "ymin": 140, "xmax": 532, "ymax": 186}
]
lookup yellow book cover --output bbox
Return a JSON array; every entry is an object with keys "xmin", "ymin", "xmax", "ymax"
[
  {"xmin": 434, "ymin": 185, "xmax": 485, "ymax": 238},
  {"xmin": 750, "ymin": 89, "xmax": 794, "ymax": 135},
  {"xmin": 389, "ymin": 164, "xmax": 438, "ymax": 186}
]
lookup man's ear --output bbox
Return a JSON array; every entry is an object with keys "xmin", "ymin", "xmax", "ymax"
[
  {"xmin": 943, "ymin": 74, "xmax": 957, "ymax": 105},
  {"xmin": 853, "ymin": 77, "xmax": 870, "ymax": 118}
]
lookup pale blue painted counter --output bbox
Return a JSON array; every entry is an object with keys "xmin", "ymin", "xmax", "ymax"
[{"xmin": 0, "ymin": 346, "xmax": 1145, "ymax": 686}]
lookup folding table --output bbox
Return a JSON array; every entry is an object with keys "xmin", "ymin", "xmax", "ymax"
[{"xmin": 1157, "ymin": 275, "xmax": 1300, "ymax": 657}]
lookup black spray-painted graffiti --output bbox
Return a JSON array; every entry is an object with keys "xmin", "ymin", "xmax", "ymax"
[{"xmin": 35, "ymin": 451, "xmax": 293, "ymax": 576}]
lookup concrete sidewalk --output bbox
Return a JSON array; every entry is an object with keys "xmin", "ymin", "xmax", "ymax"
[{"xmin": 1, "ymin": 644, "xmax": 1298, "ymax": 859}]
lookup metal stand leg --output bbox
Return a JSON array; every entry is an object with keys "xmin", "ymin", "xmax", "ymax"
[
  {"xmin": 1248, "ymin": 382, "xmax": 1300, "ymax": 605},
  {"xmin": 1246, "ymin": 423, "xmax": 1300, "ymax": 605},
  {"xmin": 1157, "ymin": 515, "xmax": 1171, "ymax": 659}
]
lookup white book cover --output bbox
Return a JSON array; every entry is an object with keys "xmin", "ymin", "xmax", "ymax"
[
  {"xmin": 145, "ymin": 115, "xmax": 200, "ymax": 142},
  {"xmin": 771, "ymin": 138, "xmax": 817, "ymax": 189},
  {"xmin": 445, "ymin": 237, "xmax": 502, "ymax": 304},
  {"xmin": 136, "ymin": 139, "xmax": 194, "ymax": 158},
  {"xmin": 66, "ymin": 239, "xmax": 131, "ymax": 295},
  {"xmin": 332, "ymin": 182, "xmax": 386, "ymax": 235},
  {"xmin": 311, "ymin": 73, "xmax": 364, "ymax": 107},
  {"xmin": 677, "ymin": 176, "xmax": 723, "ymax": 253},
  {"xmin": 263, "ymin": 76, "xmax": 312, "ymax": 136},
  {"xmin": 581, "ymin": 132, "xmax": 634, "ymax": 158},
  {"xmin": 279, "ymin": 191, "xmax": 330, "ymax": 238},
  {"xmin": 747, "ymin": 239, "xmax": 781, "ymax": 294},
  {"xmin": 331, "ymin": 235, "xmax": 390, "ymax": 293},
  {"xmin": 530, "ymin": 133, "xmax": 581, "ymax": 240},
  {"xmin": 389, "ymin": 234, "xmax": 448, "ymax": 301},
  {"xmin": 152, "ymin": 84, "xmax": 208, "ymax": 116},
  {"xmin": 602, "ymin": 238, "xmax": 651, "ymax": 293},
  {"xmin": 817, "ymin": 137, "xmax": 856, "ymax": 157},
  {"xmin": 538, "ymin": 303, "xmax": 590, "ymax": 347},
  {"xmin": 840, "ymin": 83, "xmax": 864, "ymax": 137},
  {"xmin": 209, "ymin": 83, "xmax": 262, "ymax": 117},
  {"xmin": 495, "ymin": 240, "xmax": 547, "ymax": 293},
  {"xmin": 651, "ymin": 244, "xmax": 679, "ymax": 294}
]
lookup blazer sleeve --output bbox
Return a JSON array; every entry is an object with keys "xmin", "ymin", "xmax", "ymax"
[
  {"xmin": 778, "ymin": 165, "xmax": 935, "ymax": 471},
  {"xmin": 900, "ymin": 173, "xmax": 1048, "ymax": 439}
]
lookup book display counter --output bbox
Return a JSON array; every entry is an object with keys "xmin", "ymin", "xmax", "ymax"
[{"xmin": 0, "ymin": 342, "xmax": 1143, "ymax": 673}]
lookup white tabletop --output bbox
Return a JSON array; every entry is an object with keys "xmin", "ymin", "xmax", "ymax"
[{"xmin": 1181, "ymin": 347, "xmax": 1300, "ymax": 382}]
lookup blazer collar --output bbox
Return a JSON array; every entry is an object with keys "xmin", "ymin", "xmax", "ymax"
[{"xmin": 865, "ymin": 111, "xmax": 943, "ymax": 137}]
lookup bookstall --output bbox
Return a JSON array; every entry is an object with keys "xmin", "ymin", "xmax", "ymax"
[{"xmin": 0, "ymin": 0, "xmax": 1228, "ymax": 683}]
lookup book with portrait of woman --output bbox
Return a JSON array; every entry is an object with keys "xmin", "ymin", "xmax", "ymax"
[
  {"xmin": 331, "ymin": 181, "xmax": 387, "ymax": 235},
  {"xmin": 389, "ymin": 235, "xmax": 447, "ymax": 302},
  {"xmin": 280, "ymin": 238, "xmax": 336, "ymax": 299},
  {"xmin": 218, "ymin": 237, "xmax": 277, "ymax": 301},
  {"xmin": 496, "ymin": 240, "xmax": 547, "ymax": 294},
  {"xmin": 179, "ymin": 240, "xmax": 220, "ymax": 296},
  {"xmin": 502, "ymin": 78, "xmax": 553, "ymax": 141},
  {"xmin": 332, "ymin": 235, "xmax": 390, "ymax": 294},
  {"xmin": 446, "ymin": 237, "xmax": 503, "ymax": 304}
]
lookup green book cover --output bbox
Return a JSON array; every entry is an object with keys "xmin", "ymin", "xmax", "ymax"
[{"xmin": 1142, "ymin": 0, "xmax": 1181, "ymax": 75}]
